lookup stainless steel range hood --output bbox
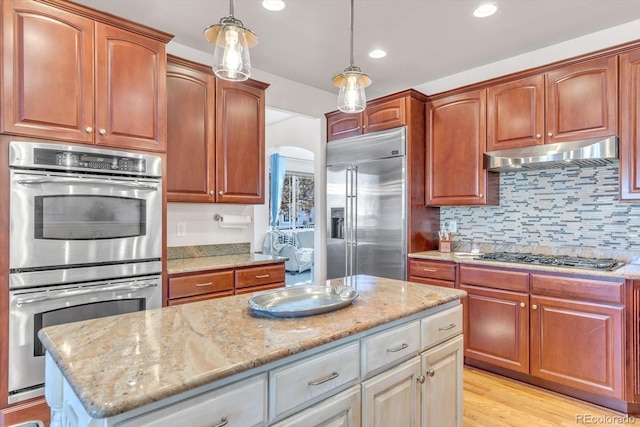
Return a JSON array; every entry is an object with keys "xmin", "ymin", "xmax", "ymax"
[{"xmin": 483, "ymin": 136, "xmax": 618, "ymax": 172}]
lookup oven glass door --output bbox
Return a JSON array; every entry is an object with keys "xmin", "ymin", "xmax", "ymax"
[
  {"xmin": 8, "ymin": 275, "xmax": 161, "ymax": 403},
  {"xmin": 10, "ymin": 170, "xmax": 162, "ymax": 270}
]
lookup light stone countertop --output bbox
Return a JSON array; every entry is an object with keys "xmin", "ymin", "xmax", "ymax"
[
  {"xmin": 409, "ymin": 250, "xmax": 640, "ymax": 280},
  {"xmin": 38, "ymin": 275, "xmax": 466, "ymax": 419},
  {"xmin": 166, "ymin": 253, "xmax": 287, "ymax": 275}
]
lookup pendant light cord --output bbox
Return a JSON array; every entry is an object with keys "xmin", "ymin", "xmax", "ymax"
[
  {"xmin": 349, "ymin": 0, "xmax": 355, "ymax": 66},
  {"xmin": 229, "ymin": 0, "xmax": 234, "ymax": 17}
]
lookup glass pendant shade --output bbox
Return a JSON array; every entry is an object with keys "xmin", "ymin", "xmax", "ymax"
[
  {"xmin": 203, "ymin": 3, "xmax": 258, "ymax": 82},
  {"xmin": 333, "ymin": 67, "xmax": 371, "ymax": 113}
]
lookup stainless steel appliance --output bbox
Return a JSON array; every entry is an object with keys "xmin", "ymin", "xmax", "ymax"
[
  {"xmin": 475, "ymin": 252, "xmax": 624, "ymax": 271},
  {"xmin": 326, "ymin": 127, "xmax": 407, "ymax": 280},
  {"xmin": 9, "ymin": 141, "xmax": 162, "ymax": 270},
  {"xmin": 8, "ymin": 141, "xmax": 163, "ymax": 404}
]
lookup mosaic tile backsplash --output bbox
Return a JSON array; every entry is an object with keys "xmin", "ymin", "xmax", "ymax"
[{"xmin": 440, "ymin": 164, "xmax": 640, "ymax": 252}]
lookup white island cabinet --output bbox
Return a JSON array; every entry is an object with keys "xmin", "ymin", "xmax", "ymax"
[{"xmin": 40, "ymin": 275, "xmax": 465, "ymax": 427}]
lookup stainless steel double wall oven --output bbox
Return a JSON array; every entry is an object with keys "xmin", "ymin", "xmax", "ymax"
[{"xmin": 8, "ymin": 141, "xmax": 163, "ymax": 403}]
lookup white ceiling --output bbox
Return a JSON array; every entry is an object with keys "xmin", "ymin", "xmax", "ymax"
[{"xmin": 75, "ymin": 0, "xmax": 640, "ymax": 99}]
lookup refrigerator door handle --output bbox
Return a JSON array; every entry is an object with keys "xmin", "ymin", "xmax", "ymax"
[
  {"xmin": 352, "ymin": 165, "xmax": 358, "ymax": 276},
  {"xmin": 345, "ymin": 166, "xmax": 352, "ymax": 276}
]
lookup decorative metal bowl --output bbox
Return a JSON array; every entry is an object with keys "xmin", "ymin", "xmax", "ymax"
[{"xmin": 248, "ymin": 285, "xmax": 359, "ymax": 318}]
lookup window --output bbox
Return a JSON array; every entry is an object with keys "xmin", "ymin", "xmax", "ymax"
[{"xmin": 277, "ymin": 172, "xmax": 314, "ymax": 230}]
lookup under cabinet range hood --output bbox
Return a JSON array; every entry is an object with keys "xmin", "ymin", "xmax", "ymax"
[{"xmin": 483, "ymin": 136, "xmax": 618, "ymax": 172}]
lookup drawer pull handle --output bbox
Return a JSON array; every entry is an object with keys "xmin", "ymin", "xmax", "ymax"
[
  {"xmin": 195, "ymin": 282, "xmax": 213, "ymax": 287},
  {"xmin": 255, "ymin": 274, "xmax": 270, "ymax": 279},
  {"xmin": 211, "ymin": 417, "xmax": 229, "ymax": 427},
  {"xmin": 422, "ymin": 268, "xmax": 438, "ymax": 272},
  {"xmin": 387, "ymin": 343, "xmax": 409, "ymax": 353},
  {"xmin": 438, "ymin": 323, "xmax": 456, "ymax": 331},
  {"xmin": 308, "ymin": 371, "xmax": 339, "ymax": 386}
]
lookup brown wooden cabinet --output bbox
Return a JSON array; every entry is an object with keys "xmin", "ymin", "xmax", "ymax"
[
  {"xmin": 326, "ymin": 94, "xmax": 409, "ymax": 142},
  {"xmin": 459, "ymin": 265, "xmax": 530, "ymax": 374},
  {"xmin": 216, "ymin": 79, "xmax": 268, "ymax": 204},
  {"xmin": 408, "ymin": 259, "xmax": 456, "ymax": 288},
  {"xmin": 167, "ymin": 262, "xmax": 285, "ymax": 305},
  {"xmin": 461, "ymin": 264, "xmax": 626, "ymax": 403},
  {"xmin": 1, "ymin": 0, "xmax": 170, "ymax": 152},
  {"xmin": 166, "ymin": 56, "xmax": 216, "ymax": 202},
  {"xmin": 166, "ymin": 56, "xmax": 268, "ymax": 204},
  {"xmin": 486, "ymin": 57, "xmax": 617, "ymax": 151},
  {"xmin": 620, "ymin": 48, "xmax": 640, "ymax": 201},
  {"xmin": 426, "ymin": 89, "xmax": 499, "ymax": 206}
]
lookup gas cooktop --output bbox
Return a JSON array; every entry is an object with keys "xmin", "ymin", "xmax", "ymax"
[{"xmin": 475, "ymin": 252, "xmax": 624, "ymax": 271}]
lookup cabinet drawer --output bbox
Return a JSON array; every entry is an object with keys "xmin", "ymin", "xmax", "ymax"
[
  {"xmin": 168, "ymin": 271, "xmax": 234, "ymax": 299},
  {"xmin": 530, "ymin": 274, "xmax": 624, "ymax": 304},
  {"xmin": 269, "ymin": 342, "xmax": 360, "ymax": 420},
  {"xmin": 117, "ymin": 374, "xmax": 266, "ymax": 427},
  {"xmin": 409, "ymin": 259, "xmax": 455, "ymax": 281},
  {"xmin": 459, "ymin": 265, "xmax": 529, "ymax": 292},
  {"xmin": 236, "ymin": 264, "xmax": 285, "ymax": 289},
  {"xmin": 361, "ymin": 320, "xmax": 420, "ymax": 378},
  {"xmin": 421, "ymin": 305, "xmax": 463, "ymax": 350}
]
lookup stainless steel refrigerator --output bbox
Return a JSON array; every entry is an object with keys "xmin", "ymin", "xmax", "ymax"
[{"xmin": 326, "ymin": 127, "xmax": 407, "ymax": 280}]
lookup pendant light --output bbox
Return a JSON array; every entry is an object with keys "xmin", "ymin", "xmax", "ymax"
[
  {"xmin": 204, "ymin": 0, "xmax": 258, "ymax": 81},
  {"xmin": 332, "ymin": 0, "xmax": 371, "ymax": 113}
]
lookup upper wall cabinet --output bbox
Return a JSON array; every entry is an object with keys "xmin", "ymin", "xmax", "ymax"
[
  {"xmin": 215, "ymin": 79, "xmax": 269, "ymax": 204},
  {"xmin": 326, "ymin": 95, "xmax": 407, "ymax": 142},
  {"xmin": 486, "ymin": 56, "xmax": 618, "ymax": 151},
  {"xmin": 1, "ymin": 0, "xmax": 171, "ymax": 152},
  {"xmin": 166, "ymin": 56, "xmax": 216, "ymax": 202},
  {"xmin": 426, "ymin": 89, "xmax": 499, "ymax": 206},
  {"xmin": 620, "ymin": 48, "xmax": 640, "ymax": 201},
  {"xmin": 166, "ymin": 55, "xmax": 269, "ymax": 204}
]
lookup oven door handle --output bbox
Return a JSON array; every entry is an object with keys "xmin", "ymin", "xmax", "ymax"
[
  {"xmin": 16, "ymin": 282, "xmax": 158, "ymax": 306},
  {"xmin": 16, "ymin": 177, "xmax": 159, "ymax": 191}
]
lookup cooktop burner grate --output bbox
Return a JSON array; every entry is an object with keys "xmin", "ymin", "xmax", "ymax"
[{"xmin": 475, "ymin": 252, "xmax": 624, "ymax": 271}]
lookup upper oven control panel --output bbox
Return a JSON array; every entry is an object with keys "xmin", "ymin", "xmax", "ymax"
[{"xmin": 8, "ymin": 141, "xmax": 162, "ymax": 178}]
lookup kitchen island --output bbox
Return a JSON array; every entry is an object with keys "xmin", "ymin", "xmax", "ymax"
[{"xmin": 39, "ymin": 275, "xmax": 466, "ymax": 427}]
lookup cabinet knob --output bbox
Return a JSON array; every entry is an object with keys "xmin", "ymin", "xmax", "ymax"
[
  {"xmin": 426, "ymin": 369, "xmax": 435, "ymax": 377},
  {"xmin": 520, "ymin": 302, "xmax": 526, "ymax": 308},
  {"xmin": 416, "ymin": 375, "xmax": 425, "ymax": 384},
  {"xmin": 209, "ymin": 191, "xmax": 214, "ymax": 195},
  {"xmin": 532, "ymin": 304, "xmax": 538, "ymax": 310},
  {"xmin": 219, "ymin": 191, "xmax": 224, "ymax": 196},
  {"xmin": 85, "ymin": 126, "xmax": 93, "ymax": 133},
  {"xmin": 535, "ymin": 133, "xmax": 541, "ymax": 139},
  {"xmin": 547, "ymin": 132, "xmax": 553, "ymax": 138},
  {"xmin": 99, "ymin": 129, "xmax": 107, "ymax": 135},
  {"xmin": 478, "ymin": 193, "xmax": 484, "ymax": 198}
]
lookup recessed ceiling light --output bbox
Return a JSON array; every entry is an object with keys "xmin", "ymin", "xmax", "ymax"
[
  {"xmin": 473, "ymin": 3, "xmax": 498, "ymax": 18},
  {"xmin": 368, "ymin": 49, "xmax": 387, "ymax": 59},
  {"xmin": 262, "ymin": 0, "xmax": 286, "ymax": 11}
]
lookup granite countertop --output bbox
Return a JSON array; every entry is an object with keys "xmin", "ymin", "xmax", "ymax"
[
  {"xmin": 409, "ymin": 250, "xmax": 640, "ymax": 280},
  {"xmin": 38, "ymin": 275, "xmax": 466, "ymax": 419},
  {"xmin": 167, "ymin": 253, "xmax": 287, "ymax": 275}
]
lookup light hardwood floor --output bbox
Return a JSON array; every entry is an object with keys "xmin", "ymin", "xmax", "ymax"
[{"xmin": 464, "ymin": 367, "xmax": 639, "ymax": 426}]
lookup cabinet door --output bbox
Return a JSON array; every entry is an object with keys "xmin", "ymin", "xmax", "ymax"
[
  {"xmin": 215, "ymin": 79, "xmax": 267, "ymax": 203},
  {"xmin": 546, "ymin": 56, "xmax": 617, "ymax": 143},
  {"xmin": 461, "ymin": 284, "xmax": 529, "ymax": 373},
  {"xmin": 487, "ymin": 75, "xmax": 544, "ymax": 151},
  {"xmin": 95, "ymin": 23, "xmax": 167, "ymax": 152},
  {"xmin": 166, "ymin": 58, "xmax": 216, "ymax": 202},
  {"xmin": 363, "ymin": 97, "xmax": 406, "ymax": 134},
  {"xmin": 1, "ymin": 0, "xmax": 94, "ymax": 143},
  {"xmin": 361, "ymin": 357, "xmax": 421, "ymax": 427},
  {"xmin": 427, "ymin": 90, "xmax": 497, "ymax": 206},
  {"xmin": 272, "ymin": 385, "xmax": 361, "ymax": 427},
  {"xmin": 620, "ymin": 48, "xmax": 640, "ymax": 201},
  {"xmin": 530, "ymin": 295, "xmax": 624, "ymax": 399},
  {"xmin": 421, "ymin": 335, "xmax": 463, "ymax": 427},
  {"xmin": 326, "ymin": 111, "xmax": 362, "ymax": 141}
]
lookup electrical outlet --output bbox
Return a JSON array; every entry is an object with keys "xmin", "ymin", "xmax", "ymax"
[
  {"xmin": 449, "ymin": 220, "xmax": 458, "ymax": 233},
  {"xmin": 176, "ymin": 222, "xmax": 186, "ymax": 237}
]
